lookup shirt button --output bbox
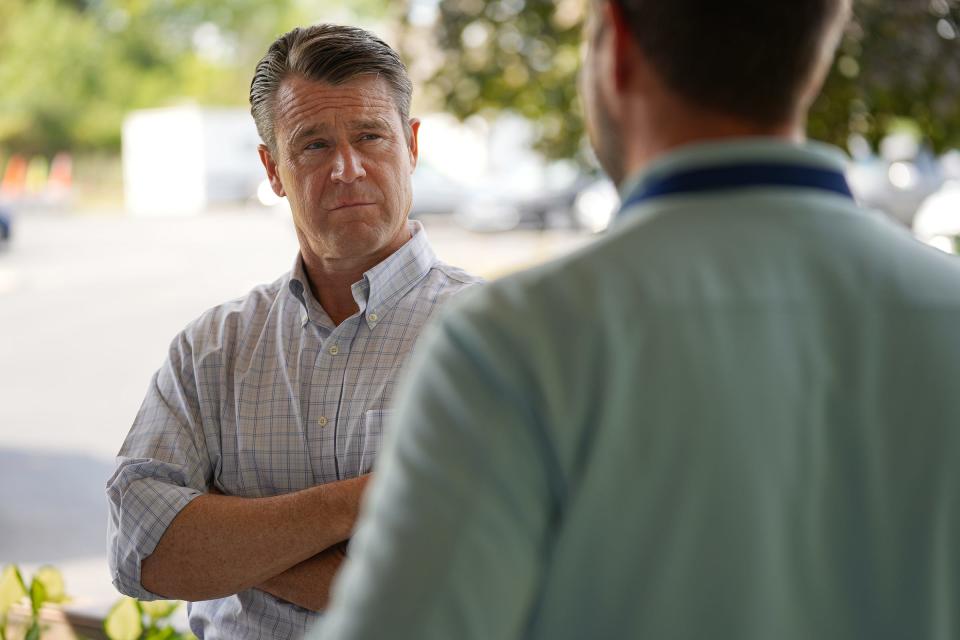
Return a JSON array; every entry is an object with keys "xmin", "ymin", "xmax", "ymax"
[
  {"xmin": 329, "ymin": 344, "xmax": 339, "ymax": 355},
  {"xmin": 318, "ymin": 416, "xmax": 328, "ymax": 427},
  {"xmin": 368, "ymin": 313, "xmax": 379, "ymax": 323}
]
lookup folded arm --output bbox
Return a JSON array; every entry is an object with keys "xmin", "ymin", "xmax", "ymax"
[
  {"xmin": 139, "ymin": 476, "xmax": 367, "ymax": 601},
  {"xmin": 107, "ymin": 329, "xmax": 368, "ymax": 603},
  {"xmin": 257, "ymin": 541, "xmax": 349, "ymax": 612}
]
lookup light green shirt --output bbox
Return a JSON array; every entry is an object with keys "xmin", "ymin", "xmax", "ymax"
[{"xmin": 315, "ymin": 140, "xmax": 960, "ymax": 640}]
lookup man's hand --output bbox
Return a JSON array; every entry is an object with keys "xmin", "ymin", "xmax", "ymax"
[
  {"xmin": 140, "ymin": 475, "xmax": 371, "ymax": 602},
  {"xmin": 257, "ymin": 541, "xmax": 350, "ymax": 612}
]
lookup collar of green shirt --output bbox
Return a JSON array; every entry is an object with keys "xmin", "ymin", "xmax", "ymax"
[{"xmin": 617, "ymin": 138, "xmax": 851, "ymax": 209}]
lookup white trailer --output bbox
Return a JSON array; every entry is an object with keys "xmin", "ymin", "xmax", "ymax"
[{"xmin": 123, "ymin": 106, "xmax": 264, "ymax": 217}]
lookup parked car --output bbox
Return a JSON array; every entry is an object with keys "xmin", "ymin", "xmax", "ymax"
[
  {"xmin": 846, "ymin": 135, "xmax": 943, "ymax": 227},
  {"xmin": 0, "ymin": 205, "xmax": 12, "ymax": 249},
  {"xmin": 410, "ymin": 162, "xmax": 468, "ymax": 217},
  {"xmin": 914, "ymin": 182, "xmax": 960, "ymax": 255},
  {"xmin": 571, "ymin": 178, "xmax": 620, "ymax": 233},
  {"xmin": 454, "ymin": 174, "xmax": 618, "ymax": 233}
]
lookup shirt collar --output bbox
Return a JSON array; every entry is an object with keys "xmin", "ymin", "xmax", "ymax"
[
  {"xmin": 288, "ymin": 256, "xmax": 327, "ymax": 327},
  {"xmin": 617, "ymin": 138, "xmax": 851, "ymax": 218},
  {"xmin": 287, "ymin": 220, "xmax": 437, "ymax": 328}
]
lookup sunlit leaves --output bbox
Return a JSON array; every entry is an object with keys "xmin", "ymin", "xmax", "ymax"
[
  {"xmin": 104, "ymin": 597, "xmax": 143, "ymax": 640},
  {"xmin": 412, "ymin": 0, "xmax": 960, "ymax": 158},
  {"xmin": 0, "ymin": 0, "xmax": 364, "ymax": 154},
  {"xmin": 0, "ymin": 566, "xmax": 27, "ymax": 618}
]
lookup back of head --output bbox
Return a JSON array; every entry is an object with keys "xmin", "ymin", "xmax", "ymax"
[
  {"xmin": 249, "ymin": 24, "xmax": 413, "ymax": 152},
  {"xmin": 614, "ymin": 0, "xmax": 851, "ymax": 124}
]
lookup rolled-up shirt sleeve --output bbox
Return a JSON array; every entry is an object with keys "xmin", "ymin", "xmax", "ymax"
[{"xmin": 106, "ymin": 331, "xmax": 212, "ymax": 600}]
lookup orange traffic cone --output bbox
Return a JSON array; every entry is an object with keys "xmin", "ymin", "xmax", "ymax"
[
  {"xmin": 47, "ymin": 152, "xmax": 73, "ymax": 200},
  {"xmin": 1, "ymin": 154, "xmax": 27, "ymax": 198}
]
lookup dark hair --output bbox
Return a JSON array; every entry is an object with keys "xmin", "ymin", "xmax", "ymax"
[
  {"xmin": 614, "ymin": 0, "xmax": 850, "ymax": 123},
  {"xmin": 250, "ymin": 24, "xmax": 413, "ymax": 151}
]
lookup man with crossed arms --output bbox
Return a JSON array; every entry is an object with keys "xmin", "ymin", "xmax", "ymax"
[{"xmin": 107, "ymin": 24, "xmax": 479, "ymax": 639}]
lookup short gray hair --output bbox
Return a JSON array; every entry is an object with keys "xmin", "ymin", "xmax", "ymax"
[{"xmin": 250, "ymin": 24, "xmax": 413, "ymax": 151}]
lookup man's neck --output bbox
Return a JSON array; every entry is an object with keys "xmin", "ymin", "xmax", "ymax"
[
  {"xmin": 299, "ymin": 227, "xmax": 412, "ymax": 326},
  {"xmin": 621, "ymin": 98, "xmax": 805, "ymax": 182}
]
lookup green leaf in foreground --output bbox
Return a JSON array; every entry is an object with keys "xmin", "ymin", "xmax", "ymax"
[
  {"xmin": 0, "ymin": 565, "xmax": 28, "ymax": 617},
  {"xmin": 28, "ymin": 578, "xmax": 47, "ymax": 615},
  {"xmin": 104, "ymin": 596, "xmax": 143, "ymax": 640},
  {"xmin": 33, "ymin": 565, "xmax": 67, "ymax": 604},
  {"xmin": 140, "ymin": 599, "xmax": 179, "ymax": 622},
  {"xmin": 144, "ymin": 626, "xmax": 176, "ymax": 640}
]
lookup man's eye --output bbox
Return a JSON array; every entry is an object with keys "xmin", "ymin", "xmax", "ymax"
[
  {"xmin": 305, "ymin": 141, "xmax": 328, "ymax": 150},
  {"xmin": 360, "ymin": 134, "xmax": 382, "ymax": 142}
]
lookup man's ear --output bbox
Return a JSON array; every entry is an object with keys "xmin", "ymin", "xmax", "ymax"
[
  {"xmin": 258, "ymin": 144, "xmax": 286, "ymax": 197},
  {"xmin": 407, "ymin": 118, "xmax": 421, "ymax": 171},
  {"xmin": 605, "ymin": 0, "xmax": 635, "ymax": 92}
]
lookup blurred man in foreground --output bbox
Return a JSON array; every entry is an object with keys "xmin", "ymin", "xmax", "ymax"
[
  {"xmin": 316, "ymin": 1, "xmax": 960, "ymax": 638},
  {"xmin": 106, "ymin": 24, "xmax": 479, "ymax": 639}
]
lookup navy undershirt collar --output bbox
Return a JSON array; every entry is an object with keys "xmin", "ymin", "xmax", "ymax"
[{"xmin": 621, "ymin": 162, "xmax": 854, "ymax": 215}]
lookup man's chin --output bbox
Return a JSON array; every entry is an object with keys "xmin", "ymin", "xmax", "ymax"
[
  {"xmin": 326, "ymin": 229, "xmax": 394, "ymax": 261},
  {"xmin": 297, "ymin": 214, "xmax": 410, "ymax": 264}
]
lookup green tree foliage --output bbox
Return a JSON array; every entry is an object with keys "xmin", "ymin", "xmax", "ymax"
[
  {"xmin": 406, "ymin": 0, "xmax": 960, "ymax": 160},
  {"xmin": 0, "ymin": 0, "xmax": 389, "ymax": 155},
  {"xmin": 407, "ymin": 0, "xmax": 585, "ymax": 160},
  {"xmin": 810, "ymin": 0, "xmax": 960, "ymax": 153},
  {"xmin": 5, "ymin": 1, "xmax": 955, "ymax": 158},
  {"xmin": 0, "ymin": 0, "xmax": 273, "ymax": 153}
]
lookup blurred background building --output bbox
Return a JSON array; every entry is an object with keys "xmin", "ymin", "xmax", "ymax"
[{"xmin": 0, "ymin": 0, "xmax": 958, "ymax": 631}]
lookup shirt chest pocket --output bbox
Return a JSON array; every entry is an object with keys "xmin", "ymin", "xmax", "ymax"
[{"xmin": 358, "ymin": 410, "xmax": 392, "ymax": 475}]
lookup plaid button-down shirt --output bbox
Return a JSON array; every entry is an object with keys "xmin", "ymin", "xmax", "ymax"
[{"xmin": 106, "ymin": 222, "xmax": 481, "ymax": 639}]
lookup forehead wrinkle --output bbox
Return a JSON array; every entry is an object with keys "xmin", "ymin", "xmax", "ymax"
[
  {"xmin": 275, "ymin": 76, "xmax": 397, "ymax": 120},
  {"xmin": 283, "ymin": 108, "xmax": 398, "ymax": 149},
  {"xmin": 274, "ymin": 78, "xmax": 401, "ymax": 148},
  {"xmin": 286, "ymin": 112, "xmax": 392, "ymax": 148}
]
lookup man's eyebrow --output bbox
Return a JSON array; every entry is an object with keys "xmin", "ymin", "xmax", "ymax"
[
  {"xmin": 289, "ymin": 124, "xmax": 330, "ymax": 145},
  {"xmin": 349, "ymin": 116, "xmax": 392, "ymax": 132}
]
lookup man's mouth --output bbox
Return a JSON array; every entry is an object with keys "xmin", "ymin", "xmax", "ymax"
[{"xmin": 329, "ymin": 201, "xmax": 376, "ymax": 211}]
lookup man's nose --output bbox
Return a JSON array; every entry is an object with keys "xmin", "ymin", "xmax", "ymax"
[{"xmin": 330, "ymin": 145, "xmax": 366, "ymax": 183}]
